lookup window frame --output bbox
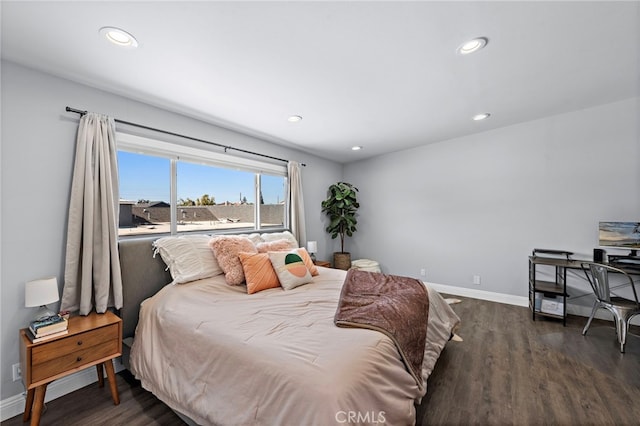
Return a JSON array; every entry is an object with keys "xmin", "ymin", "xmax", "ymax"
[{"xmin": 117, "ymin": 132, "xmax": 289, "ymax": 238}]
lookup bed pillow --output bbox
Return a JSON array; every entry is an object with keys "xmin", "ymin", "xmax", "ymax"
[
  {"xmin": 268, "ymin": 250, "xmax": 313, "ymax": 290},
  {"xmin": 296, "ymin": 247, "xmax": 319, "ymax": 277},
  {"xmin": 238, "ymin": 252, "xmax": 281, "ymax": 294},
  {"xmin": 256, "ymin": 238, "xmax": 297, "ymax": 253},
  {"xmin": 260, "ymin": 231, "xmax": 298, "ymax": 247},
  {"xmin": 209, "ymin": 236, "xmax": 258, "ymax": 285},
  {"xmin": 152, "ymin": 235, "xmax": 222, "ymax": 284},
  {"xmin": 236, "ymin": 233, "xmax": 264, "ymax": 245}
]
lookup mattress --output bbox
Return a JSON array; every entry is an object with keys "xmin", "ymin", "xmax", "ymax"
[{"xmin": 130, "ymin": 267, "xmax": 460, "ymax": 425}]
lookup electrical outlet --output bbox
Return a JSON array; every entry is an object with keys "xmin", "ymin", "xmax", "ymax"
[
  {"xmin": 420, "ymin": 268, "xmax": 426, "ymax": 277},
  {"xmin": 12, "ymin": 363, "xmax": 21, "ymax": 382},
  {"xmin": 473, "ymin": 274, "xmax": 481, "ymax": 285}
]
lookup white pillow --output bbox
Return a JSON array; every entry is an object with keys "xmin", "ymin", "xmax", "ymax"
[
  {"xmin": 260, "ymin": 231, "xmax": 298, "ymax": 248},
  {"xmin": 236, "ymin": 233, "xmax": 264, "ymax": 245},
  {"xmin": 153, "ymin": 235, "xmax": 222, "ymax": 284}
]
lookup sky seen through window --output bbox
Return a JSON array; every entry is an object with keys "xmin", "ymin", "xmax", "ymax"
[{"xmin": 118, "ymin": 151, "xmax": 285, "ymax": 204}]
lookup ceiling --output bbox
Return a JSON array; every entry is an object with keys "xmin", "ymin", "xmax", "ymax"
[{"xmin": 2, "ymin": 1, "xmax": 639, "ymax": 163}]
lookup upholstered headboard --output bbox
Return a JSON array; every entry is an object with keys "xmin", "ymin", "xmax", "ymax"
[{"xmin": 118, "ymin": 237, "xmax": 172, "ymax": 367}]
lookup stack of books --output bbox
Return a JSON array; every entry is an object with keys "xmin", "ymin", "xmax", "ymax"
[{"xmin": 28, "ymin": 314, "xmax": 69, "ymax": 343}]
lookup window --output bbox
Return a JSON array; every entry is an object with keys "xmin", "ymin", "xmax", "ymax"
[
  {"xmin": 259, "ymin": 174, "xmax": 286, "ymax": 229},
  {"xmin": 117, "ymin": 133, "xmax": 287, "ymax": 237}
]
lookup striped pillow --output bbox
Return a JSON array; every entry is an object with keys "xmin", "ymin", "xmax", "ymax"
[{"xmin": 238, "ymin": 252, "xmax": 281, "ymax": 294}]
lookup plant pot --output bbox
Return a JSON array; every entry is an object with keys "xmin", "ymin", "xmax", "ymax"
[{"xmin": 333, "ymin": 252, "xmax": 351, "ymax": 270}]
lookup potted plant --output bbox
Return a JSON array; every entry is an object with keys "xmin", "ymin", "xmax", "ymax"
[{"xmin": 321, "ymin": 182, "xmax": 359, "ymax": 270}]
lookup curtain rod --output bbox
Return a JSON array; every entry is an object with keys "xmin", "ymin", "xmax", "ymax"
[{"xmin": 65, "ymin": 106, "xmax": 305, "ymax": 166}]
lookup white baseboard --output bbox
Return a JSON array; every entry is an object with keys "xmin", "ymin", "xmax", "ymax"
[
  {"xmin": 425, "ymin": 281, "xmax": 530, "ymax": 307},
  {"xmin": 425, "ymin": 281, "xmax": 640, "ymax": 325},
  {"xmin": 0, "ymin": 360, "xmax": 124, "ymax": 422},
  {"xmin": 0, "ymin": 394, "xmax": 26, "ymax": 423}
]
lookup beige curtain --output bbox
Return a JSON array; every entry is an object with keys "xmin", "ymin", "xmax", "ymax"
[
  {"xmin": 287, "ymin": 161, "xmax": 306, "ymax": 247},
  {"xmin": 61, "ymin": 113, "xmax": 123, "ymax": 315}
]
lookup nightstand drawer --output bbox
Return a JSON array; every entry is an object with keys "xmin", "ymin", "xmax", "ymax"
[
  {"xmin": 31, "ymin": 339, "xmax": 119, "ymax": 383},
  {"xmin": 32, "ymin": 323, "xmax": 119, "ymax": 363},
  {"xmin": 30, "ymin": 323, "xmax": 119, "ymax": 383}
]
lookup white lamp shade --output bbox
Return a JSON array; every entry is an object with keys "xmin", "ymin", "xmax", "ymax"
[
  {"xmin": 25, "ymin": 277, "xmax": 59, "ymax": 307},
  {"xmin": 307, "ymin": 241, "xmax": 318, "ymax": 254}
]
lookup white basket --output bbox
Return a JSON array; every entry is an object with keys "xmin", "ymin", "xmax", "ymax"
[{"xmin": 350, "ymin": 259, "xmax": 381, "ymax": 273}]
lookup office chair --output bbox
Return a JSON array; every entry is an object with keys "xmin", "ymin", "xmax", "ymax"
[{"xmin": 581, "ymin": 262, "xmax": 640, "ymax": 353}]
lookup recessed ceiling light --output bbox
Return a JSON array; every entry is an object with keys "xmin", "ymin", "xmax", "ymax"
[
  {"xmin": 472, "ymin": 113, "xmax": 491, "ymax": 121},
  {"xmin": 100, "ymin": 27, "xmax": 138, "ymax": 48},
  {"xmin": 457, "ymin": 37, "xmax": 488, "ymax": 55},
  {"xmin": 351, "ymin": 146, "xmax": 363, "ymax": 151},
  {"xmin": 288, "ymin": 115, "xmax": 302, "ymax": 123}
]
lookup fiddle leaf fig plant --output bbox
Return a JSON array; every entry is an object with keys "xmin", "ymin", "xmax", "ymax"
[{"xmin": 321, "ymin": 182, "xmax": 359, "ymax": 253}]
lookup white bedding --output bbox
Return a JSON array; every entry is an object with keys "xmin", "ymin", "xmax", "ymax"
[{"xmin": 130, "ymin": 267, "xmax": 460, "ymax": 426}]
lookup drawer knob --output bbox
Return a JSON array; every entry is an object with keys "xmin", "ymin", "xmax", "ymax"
[
  {"xmin": 77, "ymin": 341, "xmax": 83, "ymax": 346},
  {"xmin": 76, "ymin": 356, "xmax": 82, "ymax": 362}
]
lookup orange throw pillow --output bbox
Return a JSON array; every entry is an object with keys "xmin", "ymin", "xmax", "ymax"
[
  {"xmin": 297, "ymin": 248, "xmax": 319, "ymax": 276},
  {"xmin": 238, "ymin": 252, "xmax": 281, "ymax": 294}
]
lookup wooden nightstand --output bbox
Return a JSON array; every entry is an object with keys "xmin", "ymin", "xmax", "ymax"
[
  {"xmin": 314, "ymin": 260, "xmax": 331, "ymax": 268},
  {"xmin": 19, "ymin": 311, "xmax": 122, "ymax": 426}
]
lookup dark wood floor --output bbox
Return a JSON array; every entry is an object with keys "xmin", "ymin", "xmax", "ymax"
[
  {"xmin": 2, "ymin": 369, "xmax": 185, "ymax": 426},
  {"xmin": 417, "ymin": 296, "xmax": 640, "ymax": 426},
  {"xmin": 3, "ymin": 297, "xmax": 639, "ymax": 425}
]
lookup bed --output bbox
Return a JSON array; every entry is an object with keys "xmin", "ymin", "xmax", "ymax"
[{"xmin": 118, "ymin": 234, "xmax": 460, "ymax": 426}]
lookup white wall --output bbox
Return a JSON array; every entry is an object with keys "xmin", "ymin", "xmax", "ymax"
[
  {"xmin": 344, "ymin": 97, "xmax": 639, "ymax": 299},
  {"xmin": 0, "ymin": 60, "xmax": 342, "ymax": 401}
]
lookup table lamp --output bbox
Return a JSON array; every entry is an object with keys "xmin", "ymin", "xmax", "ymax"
[
  {"xmin": 25, "ymin": 277, "xmax": 59, "ymax": 321},
  {"xmin": 307, "ymin": 241, "xmax": 318, "ymax": 262}
]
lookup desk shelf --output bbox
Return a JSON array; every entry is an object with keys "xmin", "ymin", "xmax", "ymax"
[
  {"xmin": 529, "ymin": 249, "xmax": 571, "ymax": 326},
  {"xmin": 532, "ymin": 280, "xmax": 565, "ymax": 295}
]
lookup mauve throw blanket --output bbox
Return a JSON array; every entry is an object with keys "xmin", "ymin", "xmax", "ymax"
[{"xmin": 334, "ymin": 269, "xmax": 429, "ymax": 391}]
